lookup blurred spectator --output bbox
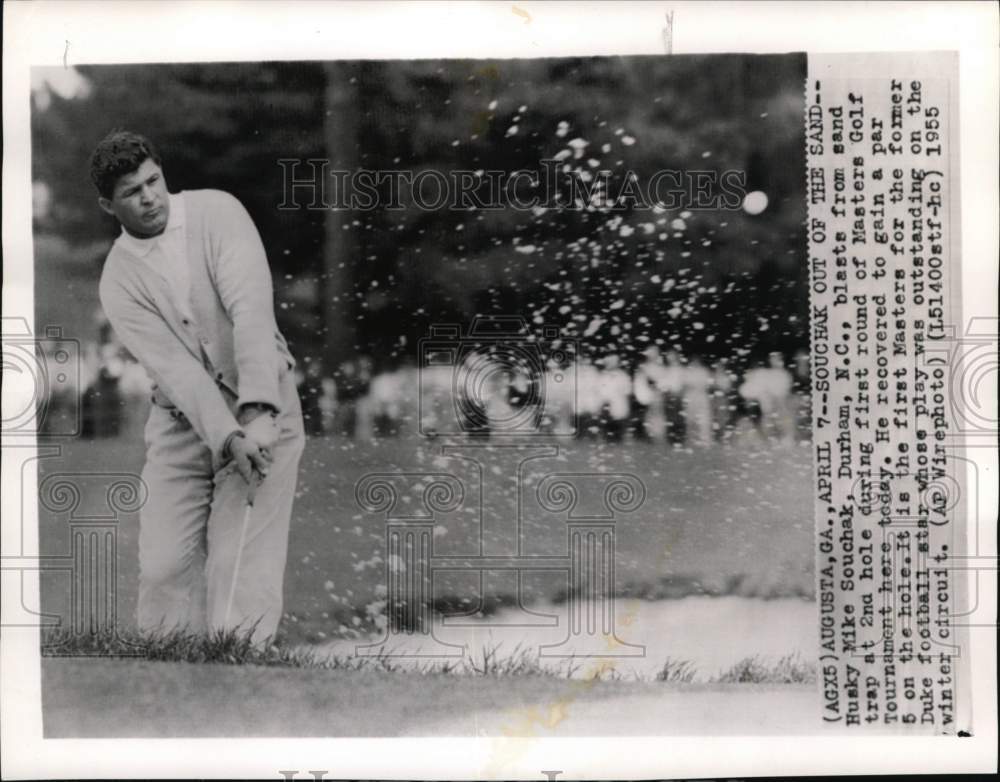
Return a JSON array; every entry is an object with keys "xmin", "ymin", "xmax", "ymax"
[
  {"xmin": 333, "ymin": 357, "xmax": 373, "ymax": 438},
  {"xmin": 81, "ymin": 322, "xmax": 125, "ymax": 438},
  {"xmin": 454, "ymin": 349, "xmax": 490, "ymax": 436},
  {"xmin": 420, "ymin": 362, "xmax": 454, "ymax": 436},
  {"xmin": 791, "ymin": 348, "xmax": 812, "ymax": 443},
  {"xmin": 738, "ymin": 351, "xmax": 794, "ymax": 444},
  {"xmin": 370, "ymin": 364, "xmax": 406, "ymax": 437},
  {"xmin": 319, "ymin": 377, "xmax": 338, "ymax": 434},
  {"xmin": 541, "ymin": 355, "xmax": 576, "ymax": 435},
  {"xmin": 355, "ymin": 356, "xmax": 375, "ymax": 440},
  {"xmin": 709, "ymin": 358, "xmax": 737, "ymax": 444},
  {"xmin": 298, "ymin": 358, "xmax": 328, "ymax": 436},
  {"xmin": 574, "ymin": 357, "xmax": 603, "ymax": 438},
  {"xmin": 682, "ymin": 355, "xmax": 713, "ymax": 447},
  {"xmin": 633, "ymin": 345, "xmax": 666, "ymax": 441},
  {"xmin": 314, "ymin": 345, "xmax": 813, "ymax": 449},
  {"xmin": 597, "ymin": 353, "xmax": 631, "ymax": 442},
  {"xmin": 482, "ymin": 357, "xmax": 519, "ymax": 436},
  {"xmin": 660, "ymin": 350, "xmax": 687, "ymax": 446}
]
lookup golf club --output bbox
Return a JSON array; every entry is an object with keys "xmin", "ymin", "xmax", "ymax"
[{"xmin": 222, "ymin": 468, "xmax": 261, "ymax": 631}]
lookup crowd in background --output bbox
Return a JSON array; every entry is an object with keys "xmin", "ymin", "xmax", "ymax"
[
  {"xmin": 297, "ymin": 344, "xmax": 812, "ymax": 447},
  {"xmin": 53, "ymin": 323, "xmax": 810, "ymax": 448}
]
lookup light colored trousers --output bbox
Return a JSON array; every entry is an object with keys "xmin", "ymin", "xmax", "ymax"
[{"xmin": 137, "ymin": 370, "xmax": 305, "ymax": 643}]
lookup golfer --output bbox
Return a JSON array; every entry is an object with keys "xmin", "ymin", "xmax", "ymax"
[{"xmin": 92, "ymin": 130, "xmax": 305, "ymax": 643}]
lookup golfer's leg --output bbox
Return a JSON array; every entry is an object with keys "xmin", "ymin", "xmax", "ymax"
[
  {"xmin": 205, "ymin": 376, "xmax": 305, "ymax": 642},
  {"xmin": 137, "ymin": 408, "xmax": 214, "ymax": 635}
]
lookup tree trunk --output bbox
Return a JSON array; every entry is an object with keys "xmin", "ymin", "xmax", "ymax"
[{"xmin": 322, "ymin": 62, "xmax": 359, "ymax": 374}]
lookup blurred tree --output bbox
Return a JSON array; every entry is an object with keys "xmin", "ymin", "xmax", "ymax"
[
  {"xmin": 33, "ymin": 54, "xmax": 807, "ymax": 376},
  {"xmin": 325, "ymin": 54, "xmax": 807, "ymax": 370},
  {"xmin": 322, "ymin": 62, "xmax": 362, "ymax": 377},
  {"xmin": 31, "ymin": 62, "xmax": 327, "ymax": 358}
]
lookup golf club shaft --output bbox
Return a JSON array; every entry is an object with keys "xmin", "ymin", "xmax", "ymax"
[{"xmin": 222, "ymin": 472, "xmax": 259, "ymax": 630}]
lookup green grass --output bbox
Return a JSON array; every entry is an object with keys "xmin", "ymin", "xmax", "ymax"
[
  {"xmin": 41, "ymin": 626, "xmax": 571, "ymax": 677},
  {"xmin": 42, "ymin": 652, "xmax": 819, "ymax": 738},
  {"xmin": 42, "ymin": 626, "xmax": 321, "ymax": 667},
  {"xmin": 655, "ymin": 657, "xmax": 699, "ymax": 683},
  {"xmin": 41, "ymin": 626, "xmax": 816, "ymax": 685},
  {"xmin": 41, "ymin": 626, "xmax": 558, "ymax": 677},
  {"xmin": 653, "ymin": 653, "xmax": 818, "ymax": 684},
  {"xmin": 39, "ymin": 626, "xmax": 817, "ymax": 737},
  {"xmin": 38, "ymin": 434, "xmax": 815, "ymax": 645},
  {"xmin": 714, "ymin": 652, "xmax": 816, "ymax": 684}
]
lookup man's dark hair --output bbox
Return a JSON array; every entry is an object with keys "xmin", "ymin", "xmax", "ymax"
[{"xmin": 89, "ymin": 130, "xmax": 162, "ymax": 199}]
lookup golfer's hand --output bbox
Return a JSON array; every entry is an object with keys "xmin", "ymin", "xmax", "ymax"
[
  {"xmin": 243, "ymin": 414, "xmax": 280, "ymax": 456},
  {"xmin": 229, "ymin": 434, "xmax": 270, "ymax": 483},
  {"xmin": 238, "ymin": 404, "xmax": 280, "ymax": 455}
]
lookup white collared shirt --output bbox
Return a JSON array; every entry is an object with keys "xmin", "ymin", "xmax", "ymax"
[{"xmin": 115, "ymin": 192, "xmax": 193, "ymax": 322}]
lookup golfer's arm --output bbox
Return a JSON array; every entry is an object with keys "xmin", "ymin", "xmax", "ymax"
[
  {"xmin": 100, "ymin": 277, "xmax": 241, "ymax": 463},
  {"xmin": 211, "ymin": 193, "xmax": 283, "ymax": 414}
]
